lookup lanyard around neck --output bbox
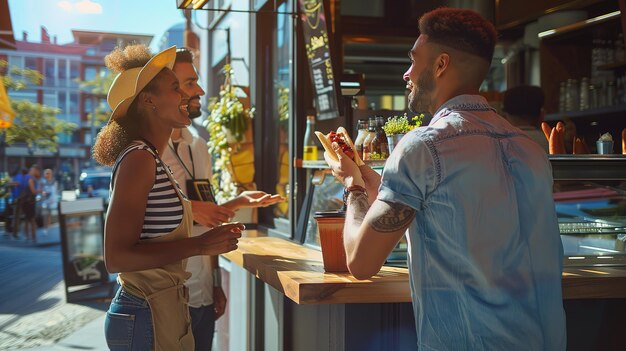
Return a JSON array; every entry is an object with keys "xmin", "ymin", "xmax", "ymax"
[{"xmin": 168, "ymin": 141, "xmax": 196, "ymax": 179}]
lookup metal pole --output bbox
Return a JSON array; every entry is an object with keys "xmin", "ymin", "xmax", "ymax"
[{"xmin": 226, "ymin": 27, "xmax": 231, "ymax": 65}]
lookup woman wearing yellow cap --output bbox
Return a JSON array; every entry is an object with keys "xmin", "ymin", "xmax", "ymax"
[{"xmin": 94, "ymin": 44, "xmax": 244, "ymax": 351}]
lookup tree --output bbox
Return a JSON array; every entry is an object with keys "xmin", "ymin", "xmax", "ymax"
[
  {"xmin": 78, "ymin": 72, "xmax": 114, "ymax": 127},
  {"xmin": 0, "ymin": 60, "xmax": 77, "ymax": 152}
]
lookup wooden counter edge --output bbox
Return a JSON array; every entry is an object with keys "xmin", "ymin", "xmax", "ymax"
[{"xmin": 223, "ymin": 237, "xmax": 626, "ymax": 304}]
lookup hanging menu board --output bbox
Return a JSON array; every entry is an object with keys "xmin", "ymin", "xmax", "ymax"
[{"xmin": 299, "ymin": 0, "xmax": 340, "ymax": 120}]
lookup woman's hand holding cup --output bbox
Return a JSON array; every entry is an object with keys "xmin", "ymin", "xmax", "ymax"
[{"xmin": 196, "ymin": 222, "xmax": 245, "ymax": 256}]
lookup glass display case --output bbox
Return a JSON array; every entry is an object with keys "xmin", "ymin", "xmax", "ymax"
[
  {"xmin": 551, "ymin": 156, "xmax": 626, "ymax": 267},
  {"xmin": 298, "ymin": 156, "xmax": 626, "ymax": 268}
]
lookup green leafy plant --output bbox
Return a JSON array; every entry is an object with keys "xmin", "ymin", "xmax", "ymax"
[
  {"xmin": 205, "ymin": 64, "xmax": 255, "ymax": 202},
  {"xmin": 382, "ymin": 113, "xmax": 424, "ymax": 135},
  {"xmin": 368, "ymin": 151, "xmax": 386, "ymax": 160}
]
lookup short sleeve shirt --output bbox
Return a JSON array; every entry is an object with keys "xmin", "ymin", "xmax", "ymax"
[{"xmin": 378, "ymin": 95, "xmax": 566, "ymax": 350}]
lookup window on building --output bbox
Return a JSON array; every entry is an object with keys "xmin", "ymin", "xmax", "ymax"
[
  {"xmin": 8, "ymin": 56, "xmax": 23, "ymax": 77},
  {"xmin": 253, "ymin": 0, "xmax": 294, "ymax": 232},
  {"xmin": 70, "ymin": 61, "xmax": 80, "ymax": 87},
  {"xmin": 69, "ymin": 92, "xmax": 79, "ymax": 121},
  {"xmin": 9, "ymin": 90, "xmax": 37, "ymax": 103},
  {"xmin": 58, "ymin": 91, "xmax": 67, "ymax": 114},
  {"xmin": 271, "ymin": 1, "xmax": 293, "ymax": 222},
  {"xmin": 24, "ymin": 57, "xmax": 37, "ymax": 71},
  {"xmin": 44, "ymin": 58, "xmax": 55, "ymax": 86},
  {"xmin": 84, "ymin": 66, "xmax": 97, "ymax": 81},
  {"xmin": 101, "ymin": 38, "xmax": 116, "ymax": 52},
  {"xmin": 58, "ymin": 59, "xmax": 67, "ymax": 85},
  {"xmin": 58, "ymin": 133, "xmax": 71, "ymax": 144},
  {"xmin": 44, "ymin": 92, "xmax": 57, "ymax": 108},
  {"xmin": 84, "ymin": 97, "xmax": 93, "ymax": 113}
]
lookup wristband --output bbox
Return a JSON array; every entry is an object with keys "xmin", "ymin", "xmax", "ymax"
[
  {"xmin": 212, "ymin": 268, "xmax": 222, "ymax": 287},
  {"xmin": 343, "ymin": 184, "xmax": 367, "ymax": 205}
]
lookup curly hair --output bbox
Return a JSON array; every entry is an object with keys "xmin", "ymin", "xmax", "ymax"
[
  {"xmin": 419, "ymin": 8, "xmax": 497, "ymax": 63},
  {"xmin": 92, "ymin": 113, "xmax": 139, "ymax": 166},
  {"xmin": 93, "ymin": 44, "xmax": 156, "ymax": 166},
  {"xmin": 104, "ymin": 44, "xmax": 152, "ymax": 74}
]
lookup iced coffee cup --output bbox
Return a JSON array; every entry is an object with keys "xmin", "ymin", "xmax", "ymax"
[{"xmin": 313, "ymin": 210, "xmax": 349, "ymax": 272}]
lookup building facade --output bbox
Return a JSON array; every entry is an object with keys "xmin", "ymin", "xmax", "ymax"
[{"xmin": 0, "ymin": 27, "xmax": 152, "ymax": 189}]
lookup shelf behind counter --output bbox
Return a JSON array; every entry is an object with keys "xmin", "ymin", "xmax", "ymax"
[{"xmin": 223, "ymin": 236, "xmax": 626, "ymax": 305}]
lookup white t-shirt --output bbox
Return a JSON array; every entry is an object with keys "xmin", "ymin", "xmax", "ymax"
[{"xmin": 161, "ymin": 126, "xmax": 215, "ymax": 308}]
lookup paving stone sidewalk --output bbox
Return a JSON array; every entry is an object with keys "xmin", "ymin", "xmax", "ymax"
[{"xmin": 0, "ymin": 225, "xmax": 111, "ymax": 350}]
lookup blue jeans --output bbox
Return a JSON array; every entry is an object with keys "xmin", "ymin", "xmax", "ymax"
[
  {"xmin": 105, "ymin": 287, "xmax": 153, "ymax": 351},
  {"xmin": 189, "ymin": 304, "xmax": 216, "ymax": 351}
]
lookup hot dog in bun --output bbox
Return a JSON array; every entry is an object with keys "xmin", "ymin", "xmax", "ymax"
[{"xmin": 315, "ymin": 127, "xmax": 365, "ymax": 166}]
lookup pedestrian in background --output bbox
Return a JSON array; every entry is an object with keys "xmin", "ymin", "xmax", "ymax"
[
  {"xmin": 8, "ymin": 167, "xmax": 27, "ymax": 237},
  {"xmin": 39, "ymin": 168, "xmax": 58, "ymax": 232},
  {"xmin": 21, "ymin": 164, "xmax": 41, "ymax": 243}
]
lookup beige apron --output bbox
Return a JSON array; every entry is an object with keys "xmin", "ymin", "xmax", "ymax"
[{"xmin": 117, "ymin": 160, "xmax": 195, "ymax": 351}]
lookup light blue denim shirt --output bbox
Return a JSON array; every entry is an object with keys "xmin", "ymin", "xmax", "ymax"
[{"xmin": 378, "ymin": 95, "xmax": 566, "ymax": 350}]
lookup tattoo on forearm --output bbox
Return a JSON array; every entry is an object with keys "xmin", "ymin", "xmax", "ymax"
[
  {"xmin": 347, "ymin": 191, "xmax": 369, "ymax": 224},
  {"xmin": 370, "ymin": 202, "xmax": 416, "ymax": 233}
]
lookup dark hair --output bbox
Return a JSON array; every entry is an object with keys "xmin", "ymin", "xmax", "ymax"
[
  {"xmin": 175, "ymin": 48, "xmax": 194, "ymax": 64},
  {"xmin": 502, "ymin": 85, "xmax": 545, "ymax": 118},
  {"xmin": 419, "ymin": 8, "xmax": 497, "ymax": 63}
]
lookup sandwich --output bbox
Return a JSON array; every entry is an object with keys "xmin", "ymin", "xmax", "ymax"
[{"xmin": 315, "ymin": 127, "xmax": 365, "ymax": 166}]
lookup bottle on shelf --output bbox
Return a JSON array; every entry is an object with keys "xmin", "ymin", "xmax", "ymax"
[
  {"xmin": 591, "ymin": 36, "xmax": 603, "ymax": 85},
  {"xmin": 607, "ymin": 80, "xmax": 616, "ymax": 106},
  {"xmin": 362, "ymin": 117, "xmax": 377, "ymax": 160},
  {"xmin": 614, "ymin": 33, "xmax": 625, "ymax": 62},
  {"xmin": 589, "ymin": 84, "xmax": 598, "ymax": 109},
  {"xmin": 370, "ymin": 116, "xmax": 389, "ymax": 160},
  {"xmin": 599, "ymin": 78, "xmax": 607, "ymax": 107},
  {"xmin": 565, "ymin": 79, "xmax": 579, "ymax": 112},
  {"xmin": 579, "ymin": 77, "xmax": 589, "ymax": 111},
  {"xmin": 353, "ymin": 119, "xmax": 369, "ymax": 160},
  {"xmin": 605, "ymin": 38, "xmax": 614, "ymax": 68},
  {"xmin": 303, "ymin": 115, "xmax": 318, "ymax": 161}
]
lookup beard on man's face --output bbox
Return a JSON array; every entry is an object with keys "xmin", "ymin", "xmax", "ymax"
[
  {"xmin": 188, "ymin": 96, "xmax": 202, "ymax": 119},
  {"xmin": 408, "ymin": 67, "xmax": 434, "ymax": 114}
]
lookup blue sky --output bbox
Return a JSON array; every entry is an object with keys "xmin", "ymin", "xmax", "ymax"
[{"xmin": 9, "ymin": 0, "xmax": 189, "ymax": 50}]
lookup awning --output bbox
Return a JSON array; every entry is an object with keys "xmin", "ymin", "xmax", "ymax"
[{"xmin": 0, "ymin": 80, "xmax": 15, "ymax": 128}]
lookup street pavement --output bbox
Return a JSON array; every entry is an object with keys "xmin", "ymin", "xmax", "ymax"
[{"xmin": 0, "ymin": 224, "xmax": 112, "ymax": 351}]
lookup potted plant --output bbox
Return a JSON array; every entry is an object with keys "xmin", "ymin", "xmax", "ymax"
[
  {"xmin": 205, "ymin": 64, "xmax": 255, "ymax": 203},
  {"xmin": 383, "ymin": 113, "xmax": 424, "ymax": 153}
]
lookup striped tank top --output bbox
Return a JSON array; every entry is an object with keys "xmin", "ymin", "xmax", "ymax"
[{"xmin": 112, "ymin": 141, "xmax": 187, "ymax": 239}]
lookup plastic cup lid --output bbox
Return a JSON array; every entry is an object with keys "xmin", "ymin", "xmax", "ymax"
[{"xmin": 314, "ymin": 210, "xmax": 346, "ymax": 218}]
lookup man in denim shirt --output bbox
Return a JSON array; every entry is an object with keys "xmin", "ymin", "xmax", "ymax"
[{"xmin": 325, "ymin": 8, "xmax": 566, "ymax": 350}]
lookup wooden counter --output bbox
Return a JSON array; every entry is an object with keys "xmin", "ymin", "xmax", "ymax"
[{"xmin": 223, "ymin": 236, "xmax": 626, "ymax": 304}]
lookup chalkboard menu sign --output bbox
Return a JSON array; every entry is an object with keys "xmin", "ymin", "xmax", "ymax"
[
  {"xmin": 59, "ymin": 198, "xmax": 111, "ymax": 302},
  {"xmin": 299, "ymin": 0, "xmax": 340, "ymax": 120}
]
